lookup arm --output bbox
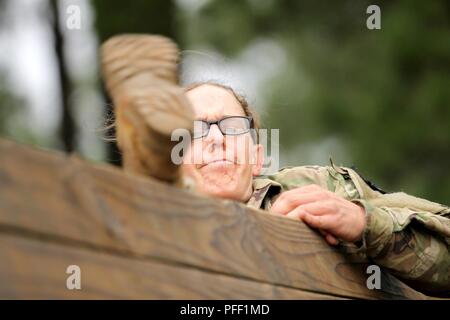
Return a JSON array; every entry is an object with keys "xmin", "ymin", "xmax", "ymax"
[
  {"xmin": 340, "ymin": 165, "xmax": 450, "ymax": 294},
  {"xmin": 353, "ymin": 191, "xmax": 450, "ymax": 295},
  {"xmin": 270, "ymin": 164, "xmax": 450, "ymax": 295}
]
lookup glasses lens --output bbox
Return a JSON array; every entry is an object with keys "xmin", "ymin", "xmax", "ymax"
[
  {"xmin": 193, "ymin": 120, "xmax": 209, "ymax": 139},
  {"xmin": 220, "ymin": 117, "xmax": 251, "ymax": 135}
]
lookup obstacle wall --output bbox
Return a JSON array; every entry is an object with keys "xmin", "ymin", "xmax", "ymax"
[{"xmin": 0, "ymin": 138, "xmax": 432, "ymax": 299}]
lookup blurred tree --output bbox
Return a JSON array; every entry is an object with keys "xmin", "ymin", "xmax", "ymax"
[
  {"xmin": 92, "ymin": 0, "xmax": 177, "ymax": 166},
  {"xmin": 176, "ymin": 0, "xmax": 450, "ymax": 203},
  {"xmin": 49, "ymin": 0, "xmax": 76, "ymax": 153},
  {"xmin": 0, "ymin": 0, "xmax": 15, "ymax": 136},
  {"xmin": 0, "ymin": 0, "xmax": 33, "ymax": 143}
]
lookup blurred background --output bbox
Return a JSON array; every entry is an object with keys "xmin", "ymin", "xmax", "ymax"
[{"xmin": 0, "ymin": 0, "xmax": 448, "ymax": 204}]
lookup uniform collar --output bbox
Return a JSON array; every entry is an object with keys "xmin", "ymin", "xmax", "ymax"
[{"xmin": 246, "ymin": 176, "xmax": 282, "ymax": 210}]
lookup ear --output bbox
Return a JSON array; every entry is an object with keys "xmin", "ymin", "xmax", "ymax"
[{"xmin": 252, "ymin": 143, "xmax": 265, "ymax": 176}]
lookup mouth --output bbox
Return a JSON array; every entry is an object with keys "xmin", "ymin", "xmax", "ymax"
[{"xmin": 198, "ymin": 159, "xmax": 235, "ymax": 169}]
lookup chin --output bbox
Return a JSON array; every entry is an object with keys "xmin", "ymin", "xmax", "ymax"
[
  {"xmin": 182, "ymin": 165, "xmax": 251, "ymax": 202},
  {"xmin": 199, "ymin": 181, "xmax": 243, "ymax": 201}
]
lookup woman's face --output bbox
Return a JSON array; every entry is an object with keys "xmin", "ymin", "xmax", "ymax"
[{"xmin": 181, "ymin": 84, "xmax": 264, "ymax": 202}]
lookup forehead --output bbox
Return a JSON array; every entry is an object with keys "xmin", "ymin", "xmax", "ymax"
[{"xmin": 185, "ymin": 84, "xmax": 245, "ymax": 120}]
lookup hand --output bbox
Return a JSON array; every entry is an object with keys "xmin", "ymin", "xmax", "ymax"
[{"xmin": 271, "ymin": 184, "xmax": 366, "ymax": 245}]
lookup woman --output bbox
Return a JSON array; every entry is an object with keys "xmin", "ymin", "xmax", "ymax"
[{"xmin": 101, "ymin": 34, "xmax": 450, "ymax": 296}]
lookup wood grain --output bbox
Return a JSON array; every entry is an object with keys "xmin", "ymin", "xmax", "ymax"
[
  {"xmin": 0, "ymin": 233, "xmax": 341, "ymax": 299},
  {"xmin": 0, "ymin": 138, "xmax": 427, "ymax": 299}
]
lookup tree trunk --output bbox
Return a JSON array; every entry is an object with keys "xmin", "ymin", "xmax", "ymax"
[{"xmin": 49, "ymin": 0, "xmax": 76, "ymax": 153}]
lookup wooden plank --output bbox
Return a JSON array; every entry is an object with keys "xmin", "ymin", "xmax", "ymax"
[
  {"xmin": 0, "ymin": 138, "xmax": 427, "ymax": 299},
  {"xmin": 0, "ymin": 233, "xmax": 344, "ymax": 299}
]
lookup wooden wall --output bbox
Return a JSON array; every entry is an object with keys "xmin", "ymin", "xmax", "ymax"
[{"xmin": 0, "ymin": 138, "xmax": 431, "ymax": 299}]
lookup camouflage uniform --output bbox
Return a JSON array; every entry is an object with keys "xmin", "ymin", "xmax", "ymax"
[{"xmin": 247, "ymin": 160, "xmax": 450, "ymax": 295}]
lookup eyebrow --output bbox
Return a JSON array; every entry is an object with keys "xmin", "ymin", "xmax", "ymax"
[{"xmin": 195, "ymin": 114, "xmax": 235, "ymax": 121}]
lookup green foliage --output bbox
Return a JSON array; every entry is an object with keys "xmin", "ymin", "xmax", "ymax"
[
  {"xmin": 0, "ymin": 75, "xmax": 40, "ymax": 145},
  {"xmin": 1, "ymin": 0, "xmax": 447, "ymax": 203},
  {"xmin": 92, "ymin": 0, "xmax": 177, "ymax": 41},
  {"xmin": 177, "ymin": 0, "xmax": 450, "ymax": 204}
]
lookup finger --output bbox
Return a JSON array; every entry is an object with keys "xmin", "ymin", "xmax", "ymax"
[
  {"xmin": 271, "ymin": 190, "xmax": 329, "ymax": 215},
  {"xmin": 286, "ymin": 207, "xmax": 308, "ymax": 220},
  {"xmin": 315, "ymin": 228, "xmax": 339, "ymax": 245},
  {"xmin": 271, "ymin": 189, "xmax": 303, "ymax": 214},
  {"xmin": 302, "ymin": 213, "xmax": 336, "ymax": 231},
  {"xmin": 288, "ymin": 210, "xmax": 340, "ymax": 245},
  {"xmin": 325, "ymin": 233, "xmax": 339, "ymax": 246},
  {"xmin": 298, "ymin": 200, "xmax": 336, "ymax": 216}
]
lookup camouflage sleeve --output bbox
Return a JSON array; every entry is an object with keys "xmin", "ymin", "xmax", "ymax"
[
  {"xmin": 335, "ymin": 165, "xmax": 450, "ymax": 295},
  {"xmin": 270, "ymin": 164, "xmax": 450, "ymax": 294},
  {"xmin": 354, "ymin": 198, "xmax": 450, "ymax": 294}
]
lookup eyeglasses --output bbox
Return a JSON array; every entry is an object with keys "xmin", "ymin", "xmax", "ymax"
[{"xmin": 193, "ymin": 116, "xmax": 253, "ymax": 139}]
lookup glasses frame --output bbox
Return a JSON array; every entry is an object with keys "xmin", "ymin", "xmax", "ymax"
[{"xmin": 193, "ymin": 115, "xmax": 254, "ymax": 139}]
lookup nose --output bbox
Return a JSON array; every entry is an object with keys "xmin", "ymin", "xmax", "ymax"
[{"xmin": 204, "ymin": 124, "xmax": 224, "ymax": 147}]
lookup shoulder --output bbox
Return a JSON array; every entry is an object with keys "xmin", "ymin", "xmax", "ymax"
[
  {"xmin": 266, "ymin": 162, "xmax": 385, "ymax": 201},
  {"xmin": 267, "ymin": 165, "xmax": 333, "ymax": 191}
]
